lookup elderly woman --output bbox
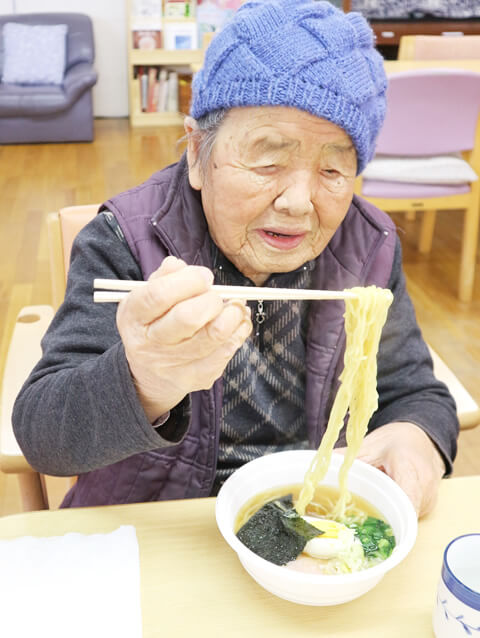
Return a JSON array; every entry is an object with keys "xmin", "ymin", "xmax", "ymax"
[{"xmin": 13, "ymin": 0, "xmax": 457, "ymax": 515}]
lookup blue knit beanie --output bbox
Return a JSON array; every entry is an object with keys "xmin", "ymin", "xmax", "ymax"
[{"xmin": 191, "ymin": 0, "xmax": 387, "ymax": 174}]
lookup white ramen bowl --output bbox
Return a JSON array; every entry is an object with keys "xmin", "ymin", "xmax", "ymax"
[{"xmin": 215, "ymin": 450, "xmax": 418, "ymax": 606}]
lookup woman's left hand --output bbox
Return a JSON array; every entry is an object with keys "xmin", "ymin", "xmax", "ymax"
[{"xmin": 336, "ymin": 422, "xmax": 446, "ymax": 518}]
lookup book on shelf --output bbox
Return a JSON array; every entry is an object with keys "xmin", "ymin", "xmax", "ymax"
[
  {"xmin": 167, "ymin": 71, "xmax": 179, "ymax": 112},
  {"xmin": 137, "ymin": 66, "xmax": 149, "ymax": 111},
  {"xmin": 178, "ymin": 73, "xmax": 192, "ymax": 114},
  {"xmin": 136, "ymin": 65, "xmax": 193, "ymax": 114},
  {"xmin": 157, "ymin": 68, "xmax": 169, "ymax": 112},
  {"xmin": 147, "ymin": 66, "xmax": 159, "ymax": 112}
]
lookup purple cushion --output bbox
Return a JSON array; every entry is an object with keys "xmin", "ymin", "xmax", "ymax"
[{"xmin": 2, "ymin": 22, "xmax": 67, "ymax": 85}]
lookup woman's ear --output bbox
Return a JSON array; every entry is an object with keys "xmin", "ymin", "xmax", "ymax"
[{"xmin": 184, "ymin": 116, "xmax": 203, "ymax": 191}]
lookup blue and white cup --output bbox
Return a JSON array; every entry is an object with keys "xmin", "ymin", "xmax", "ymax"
[{"xmin": 433, "ymin": 534, "xmax": 480, "ymax": 637}]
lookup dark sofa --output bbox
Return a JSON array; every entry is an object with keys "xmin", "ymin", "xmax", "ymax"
[{"xmin": 0, "ymin": 13, "xmax": 98, "ymax": 144}]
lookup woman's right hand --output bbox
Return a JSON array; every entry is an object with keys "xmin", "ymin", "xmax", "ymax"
[{"xmin": 116, "ymin": 256, "xmax": 252, "ymax": 422}]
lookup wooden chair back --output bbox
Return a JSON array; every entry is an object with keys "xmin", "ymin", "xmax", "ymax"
[
  {"xmin": 398, "ymin": 35, "xmax": 480, "ymax": 61},
  {"xmin": 0, "ymin": 205, "xmax": 98, "ymax": 510},
  {"xmin": 356, "ymin": 69, "xmax": 480, "ymax": 303},
  {"xmin": 48, "ymin": 205, "xmax": 99, "ymax": 309}
]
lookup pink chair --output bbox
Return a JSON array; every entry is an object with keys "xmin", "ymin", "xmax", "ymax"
[
  {"xmin": 398, "ymin": 35, "xmax": 480, "ymax": 61},
  {"xmin": 356, "ymin": 69, "xmax": 480, "ymax": 303}
]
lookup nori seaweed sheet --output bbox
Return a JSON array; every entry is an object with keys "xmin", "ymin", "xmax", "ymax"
[{"xmin": 236, "ymin": 495, "xmax": 322, "ymax": 566}]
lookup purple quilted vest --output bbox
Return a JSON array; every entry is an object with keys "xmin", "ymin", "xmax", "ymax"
[{"xmin": 62, "ymin": 157, "xmax": 396, "ymax": 507}]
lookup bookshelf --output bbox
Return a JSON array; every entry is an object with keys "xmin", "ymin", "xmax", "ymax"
[{"xmin": 126, "ymin": 0, "xmax": 205, "ymax": 127}]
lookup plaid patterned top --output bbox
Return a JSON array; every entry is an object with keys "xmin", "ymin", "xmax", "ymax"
[{"xmin": 210, "ymin": 243, "xmax": 315, "ymax": 494}]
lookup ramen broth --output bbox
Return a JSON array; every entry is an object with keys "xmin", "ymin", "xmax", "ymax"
[{"xmin": 235, "ymin": 484, "xmax": 383, "ymax": 531}]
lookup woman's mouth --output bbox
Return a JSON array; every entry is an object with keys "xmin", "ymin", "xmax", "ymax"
[{"xmin": 258, "ymin": 229, "xmax": 306, "ymax": 250}]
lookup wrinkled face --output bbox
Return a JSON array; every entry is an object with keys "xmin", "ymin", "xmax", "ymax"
[{"xmin": 187, "ymin": 106, "xmax": 357, "ymax": 285}]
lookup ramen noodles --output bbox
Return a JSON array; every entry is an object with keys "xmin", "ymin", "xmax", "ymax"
[
  {"xmin": 236, "ymin": 286, "xmax": 394, "ymax": 573},
  {"xmin": 296, "ymin": 286, "xmax": 393, "ymax": 518}
]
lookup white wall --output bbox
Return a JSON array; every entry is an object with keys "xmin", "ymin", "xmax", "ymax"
[{"xmin": 0, "ymin": 0, "xmax": 129, "ymax": 116}]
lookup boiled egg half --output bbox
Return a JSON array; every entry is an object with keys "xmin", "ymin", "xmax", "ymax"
[{"xmin": 302, "ymin": 516, "xmax": 363, "ymax": 561}]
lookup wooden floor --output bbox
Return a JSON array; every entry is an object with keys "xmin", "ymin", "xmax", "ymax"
[{"xmin": 0, "ymin": 118, "xmax": 479, "ymax": 516}]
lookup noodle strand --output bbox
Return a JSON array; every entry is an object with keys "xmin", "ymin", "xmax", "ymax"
[{"xmin": 295, "ymin": 286, "xmax": 393, "ymax": 517}]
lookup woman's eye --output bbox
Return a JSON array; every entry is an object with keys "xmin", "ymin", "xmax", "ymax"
[
  {"xmin": 322, "ymin": 168, "xmax": 341, "ymax": 178},
  {"xmin": 254, "ymin": 164, "xmax": 279, "ymax": 175}
]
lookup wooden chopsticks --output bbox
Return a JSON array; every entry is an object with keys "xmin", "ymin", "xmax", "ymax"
[{"xmin": 93, "ymin": 278, "xmax": 357, "ymax": 303}]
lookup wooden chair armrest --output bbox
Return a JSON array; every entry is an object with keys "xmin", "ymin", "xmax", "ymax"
[
  {"xmin": 428, "ymin": 346, "xmax": 480, "ymax": 431},
  {"xmin": 458, "ymin": 410, "xmax": 480, "ymax": 431},
  {"xmin": 0, "ymin": 305, "xmax": 54, "ymax": 473}
]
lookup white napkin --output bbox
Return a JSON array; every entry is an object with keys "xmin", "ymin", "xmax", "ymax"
[{"xmin": 0, "ymin": 525, "xmax": 142, "ymax": 638}]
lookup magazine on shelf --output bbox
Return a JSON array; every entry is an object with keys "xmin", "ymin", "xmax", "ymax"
[
  {"xmin": 196, "ymin": 0, "xmax": 244, "ymax": 47},
  {"xmin": 164, "ymin": 0, "xmax": 196, "ymax": 18},
  {"xmin": 164, "ymin": 21, "xmax": 198, "ymax": 50},
  {"xmin": 131, "ymin": 0, "xmax": 163, "ymax": 29},
  {"xmin": 132, "ymin": 29, "xmax": 162, "ymax": 49}
]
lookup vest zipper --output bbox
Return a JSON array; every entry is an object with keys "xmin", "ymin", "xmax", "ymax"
[{"xmin": 254, "ymin": 299, "xmax": 266, "ymax": 350}]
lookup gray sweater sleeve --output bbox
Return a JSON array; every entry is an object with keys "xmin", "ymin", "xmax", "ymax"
[
  {"xmin": 370, "ymin": 238, "xmax": 459, "ymax": 474},
  {"xmin": 13, "ymin": 215, "xmax": 459, "ymax": 477},
  {"xmin": 12, "ymin": 214, "xmax": 190, "ymax": 476}
]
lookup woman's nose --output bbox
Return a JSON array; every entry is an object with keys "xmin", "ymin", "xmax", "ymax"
[{"xmin": 273, "ymin": 176, "xmax": 314, "ymax": 216}]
